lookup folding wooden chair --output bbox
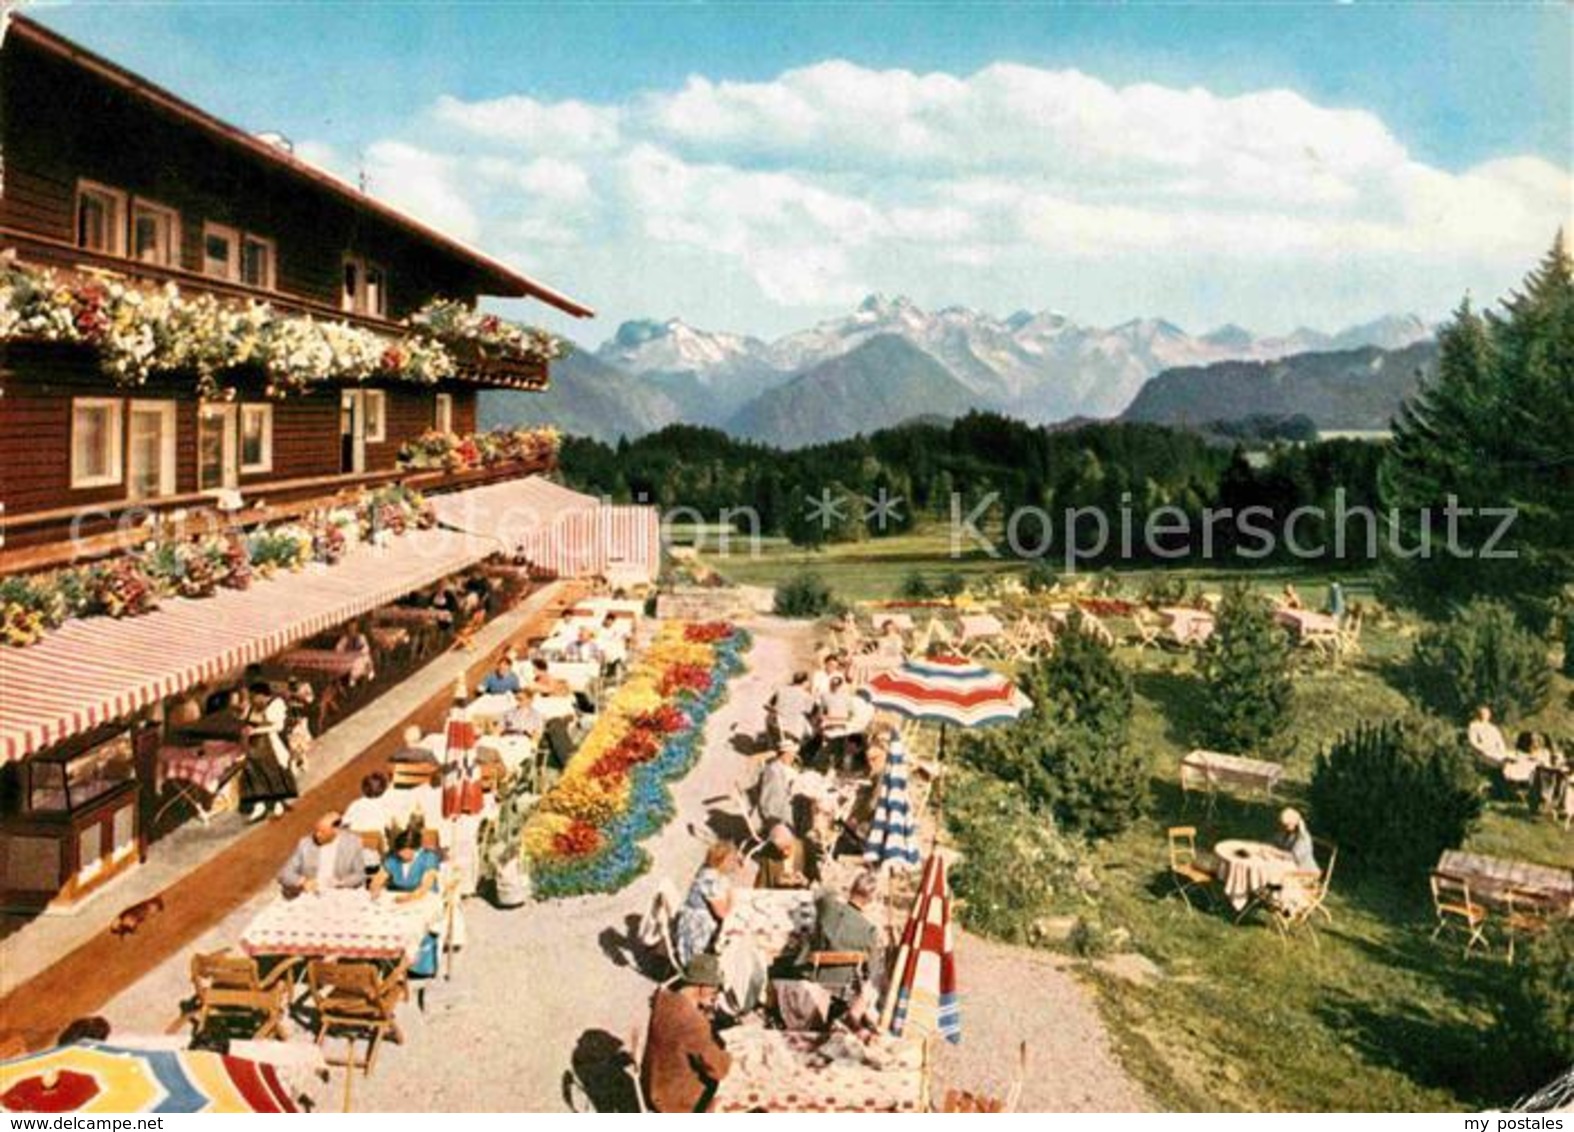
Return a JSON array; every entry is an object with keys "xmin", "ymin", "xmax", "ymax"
[
  {"xmin": 624, "ymin": 1023, "xmax": 649, "ymax": 1113},
  {"xmin": 638, "ymin": 878, "xmax": 684, "ymax": 985},
  {"xmin": 728, "ymin": 782, "xmax": 768, "ymax": 858},
  {"xmin": 184, "ymin": 950, "xmax": 300, "ymax": 1041},
  {"xmin": 1429, "ymin": 873, "xmax": 1489, "ymax": 958},
  {"xmin": 1131, "ymin": 610, "xmax": 1163, "ymax": 651},
  {"xmin": 1503, "ymin": 887, "xmax": 1554, "ymax": 964},
  {"xmin": 307, "ymin": 958, "xmax": 409, "ymax": 1075},
  {"xmin": 1166, "ymin": 826, "xmax": 1216, "ymax": 912}
]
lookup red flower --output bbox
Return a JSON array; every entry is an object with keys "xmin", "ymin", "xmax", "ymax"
[
  {"xmin": 631, "ymin": 705, "xmax": 687, "ymax": 734},
  {"xmin": 684, "ymin": 621, "xmax": 735, "ymax": 643},
  {"xmin": 659, "ymin": 662, "xmax": 712, "ymax": 696},
  {"xmin": 551, "ymin": 819, "xmax": 602, "ymax": 857},
  {"xmin": 380, "ymin": 345, "xmax": 407, "ymax": 371}
]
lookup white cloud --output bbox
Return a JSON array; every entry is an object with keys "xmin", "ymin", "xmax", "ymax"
[{"xmin": 329, "ymin": 60, "xmax": 1569, "ymax": 335}]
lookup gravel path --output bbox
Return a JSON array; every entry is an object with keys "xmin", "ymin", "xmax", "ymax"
[{"xmin": 97, "ymin": 614, "xmax": 1146, "ymax": 1112}]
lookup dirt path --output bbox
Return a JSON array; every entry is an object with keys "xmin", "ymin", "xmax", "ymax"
[{"xmin": 97, "ymin": 614, "xmax": 1146, "ymax": 1112}]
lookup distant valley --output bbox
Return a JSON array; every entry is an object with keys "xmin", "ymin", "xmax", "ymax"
[{"xmin": 481, "ymin": 293, "xmax": 1435, "ymax": 445}]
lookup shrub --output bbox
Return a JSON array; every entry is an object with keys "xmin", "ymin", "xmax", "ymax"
[
  {"xmin": 1197, "ymin": 583, "xmax": 1294, "ymax": 754},
  {"xmin": 1308, "ymin": 718, "xmax": 1483, "ymax": 880},
  {"xmin": 945, "ymin": 769, "xmax": 1087, "ymax": 945},
  {"xmin": 962, "ymin": 615, "xmax": 1146, "ymax": 837},
  {"xmin": 1023, "ymin": 562, "xmax": 1058, "ymax": 593},
  {"xmin": 1560, "ymin": 611, "xmax": 1574, "ymax": 679},
  {"xmin": 936, "ymin": 571, "xmax": 968, "ymax": 599},
  {"xmin": 1409, "ymin": 599, "xmax": 1552, "ymax": 722},
  {"xmin": 772, "ymin": 571, "xmax": 835, "ymax": 618},
  {"xmin": 900, "ymin": 569, "xmax": 934, "ymax": 600},
  {"xmin": 1138, "ymin": 574, "xmax": 1191, "ymax": 607},
  {"xmin": 1504, "ymin": 918, "xmax": 1574, "ymax": 1080}
]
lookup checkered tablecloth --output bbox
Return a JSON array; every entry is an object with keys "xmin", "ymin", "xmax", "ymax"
[
  {"xmin": 155, "ymin": 741, "xmax": 247, "ymax": 794},
  {"xmin": 373, "ymin": 607, "xmax": 453, "ymax": 628},
  {"xmin": 240, "ymin": 889, "xmax": 439, "ymax": 962},
  {"xmin": 370, "ymin": 627, "xmax": 410, "ymax": 652},
  {"xmin": 1162, "ymin": 608, "xmax": 1216, "ymax": 645},
  {"xmin": 276, "ymin": 648, "xmax": 374, "ymax": 683},
  {"xmin": 713, "ymin": 1027, "xmax": 924, "ymax": 1113}
]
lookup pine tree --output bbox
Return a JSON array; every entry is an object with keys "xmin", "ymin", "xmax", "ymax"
[{"xmin": 1197, "ymin": 584, "xmax": 1294, "ymax": 754}]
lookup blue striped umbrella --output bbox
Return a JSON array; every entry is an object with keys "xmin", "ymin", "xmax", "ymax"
[{"xmin": 864, "ymin": 736, "xmax": 921, "ymax": 871}]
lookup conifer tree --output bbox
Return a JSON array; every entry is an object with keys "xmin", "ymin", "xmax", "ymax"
[{"xmin": 1197, "ymin": 583, "xmax": 1294, "ymax": 753}]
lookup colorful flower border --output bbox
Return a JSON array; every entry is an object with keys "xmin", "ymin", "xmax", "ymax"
[{"xmin": 522, "ymin": 621, "xmax": 751, "ymax": 899}]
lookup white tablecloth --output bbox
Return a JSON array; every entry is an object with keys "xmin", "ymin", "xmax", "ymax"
[{"xmin": 240, "ymin": 889, "xmax": 439, "ymax": 962}]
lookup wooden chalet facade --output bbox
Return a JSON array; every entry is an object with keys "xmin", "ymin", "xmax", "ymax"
[
  {"xmin": 0, "ymin": 13, "xmax": 595, "ymax": 911},
  {"xmin": 0, "ymin": 13, "xmax": 592, "ymax": 563}
]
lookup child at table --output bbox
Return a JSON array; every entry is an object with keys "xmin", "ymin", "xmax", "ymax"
[{"xmin": 371, "ymin": 817, "xmax": 443, "ymax": 977}]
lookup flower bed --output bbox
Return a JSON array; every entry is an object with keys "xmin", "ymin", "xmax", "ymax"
[
  {"xmin": 522, "ymin": 620, "xmax": 751, "ymax": 898},
  {"xmin": 0, "ymin": 483, "xmax": 433, "ymax": 647},
  {"xmin": 0, "ymin": 259, "xmax": 567, "ymax": 399}
]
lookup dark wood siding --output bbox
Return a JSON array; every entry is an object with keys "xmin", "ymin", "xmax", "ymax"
[
  {"xmin": 0, "ymin": 33, "xmax": 489, "ymax": 317},
  {"xmin": 452, "ymin": 389, "xmax": 478, "ymax": 435}
]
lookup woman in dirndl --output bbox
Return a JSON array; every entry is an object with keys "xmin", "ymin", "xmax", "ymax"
[{"xmin": 241, "ymin": 683, "xmax": 299, "ymax": 821}]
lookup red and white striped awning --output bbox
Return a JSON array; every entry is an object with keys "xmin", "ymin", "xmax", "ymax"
[
  {"xmin": 0, "ymin": 528, "xmax": 491, "ymax": 764},
  {"xmin": 430, "ymin": 475, "xmax": 661, "ymax": 585}
]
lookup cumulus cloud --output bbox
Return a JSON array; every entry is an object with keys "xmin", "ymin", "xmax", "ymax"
[{"xmin": 331, "ymin": 60, "xmax": 1570, "ymax": 333}]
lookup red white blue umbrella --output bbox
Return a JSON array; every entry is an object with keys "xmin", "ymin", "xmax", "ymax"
[
  {"xmin": 857, "ymin": 654, "xmax": 1030, "ymax": 729},
  {"xmin": 864, "ymin": 736, "xmax": 921, "ymax": 871},
  {"xmin": 886, "ymin": 852, "xmax": 961, "ymax": 1044}
]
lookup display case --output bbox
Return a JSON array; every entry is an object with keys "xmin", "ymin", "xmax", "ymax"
[{"xmin": 1, "ymin": 725, "xmax": 143, "ymax": 910}]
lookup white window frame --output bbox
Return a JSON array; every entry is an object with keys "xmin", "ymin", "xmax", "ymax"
[
  {"xmin": 363, "ymin": 389, "xmax": 387, "ymax": 443},
  {"xmin": 126, "ymin": 399, "xmax": 178, "ymax": 499},
  {"xmin": 129, "ymin": 198, "xmax": 180, "ymax": 267},
  {"xmin": 341, "ymin": 255, "xmax": 389, "ymax": 317},
  {"xmin": 197, "ymin": 402, "xmax": 239, "ymax": 491},
  {"xmin": 239, "ymin": 403, "xmax": 274, "ymax": 473},
  {"xmin": 201, "ymin": 222, "xmax": 241, "ymax": 281},
  {"xmin": 434, "ymin": 392, "xmax": 453, "ymax": 434},
  {"xmin": 70, "ymin": 397, "xmax": 124, "ymax": 490},
  {"xmin": 240, "ymin": 234, "xmax": 277, "ymax": 291},
  {"xmin": 75, "ymin": 180, "xmax": 127, "ymax": 257}
]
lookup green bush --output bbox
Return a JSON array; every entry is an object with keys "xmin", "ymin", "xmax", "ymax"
[
  {"xmin": 962, "ymin": 614, "xmax": 1146, "ymax": 837},
  {"xmin": 1197, "ymin": 584, "xmax": 1294, "ymax": 754},
  {"xmin": 1560, "ymin": 612, "xmax": 1574, "ymax": 679},
  {"xmin": 1409, "ymin": 599, "xmax": 1552, "ymax": 723},
  {"xmin": 1023, "ymin": 562, "xmax": 1059, "ymax": 593},
  {"xmin": 1505, "ymin": 918, "xmax": 1574, "ymax": 1079},
  {"xmin": 1138, "ymin": 574, "xmax": 1191, "ymax": 607},
  {"xmin": 936, "ymin": 570, "xmax": 968, "ymax": 599},
  {"xmin": 1308, "ymin": 718, "xmax": 1483, "ymax": 880},
  {"xmin": 945, "ymin": 769, "xmax": 1087, "ymax": 945},
  {"xmin": 899, "ymin": 569, "xmax": 934, "ymax": 600},
  {"xmin": 772, "ymin": 571, "xmax": 836, "ymax": 618}
]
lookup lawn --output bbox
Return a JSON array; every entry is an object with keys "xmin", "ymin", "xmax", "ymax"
[{"xmin": 706, "ymin": 533, "xmax": 1573, "ymax": 1111}]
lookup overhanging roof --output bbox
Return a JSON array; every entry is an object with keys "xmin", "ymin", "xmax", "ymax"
[{"xmin": 6, "ymin": 14, "xmax": 594, "ymax": 319}]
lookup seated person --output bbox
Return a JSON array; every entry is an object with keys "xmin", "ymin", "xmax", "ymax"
[
  {"xmin": 526, "ymin": 657, "xmax": 571, "ymax": 697},
  {"xmin": 754, "ymin": 823, "xmax": 811, "ymax": 890},
  {"xmin": 675, "ymin": 842, "xmax": 741, "ymax": 967},
  {"xmin": 389, "ymin": 724, "xmax": 438, "ymax": 766},
  {"xmin": 501, "ymin": 688, "xmax": 544, "ymax": 739},
  {"xmin": 818, "ymin": 676, "xmax": 858, "ymax": 772},
  {"xmin": 370, "ymin": 816, "xmax": 442, "ymax": 976},
  {"xmin": 1273, "ymin": 807, "xmax": 1318, "ymax": 871},
  {"xmin": 756, "ymin": 743, "xmax": 797, "ymax": 832},
  {"xmin": 335, "ymin": 622, "xmax": 371, "ymax": 654},
  {"xmin": 875, "ymin": 619, "xmax": 906, "ymax": 658},
  {"xmin": 563, "ymin": 626, "xmax": 604, "ymax": 665},
  {"xmin": 478, "ymin": 658, "xmax": 522, "ymax": 697},
  {"xmin": 278, "ymin": 812, "xmax": 367, "ymax": 896},
  {"xmin": 342, "ymin": 773, "xmax": 396, "ymax": 865},
  {"xmin": 1280, "ymin": 583, "xmax": 1303, "ymax": 610},
  {"xmin": 766, "ymin": 672, "xmax": 815, "ymax": 747},
  {"xmin": 809, "ymin": 655, "xmax": 843, "ymax": 700},
  {"xmin": 798, "ymin": 871, "xmax": 883, "ymax": 992},
  {"xmin": 1467, "ymin": 705, "xmax": 1510, "ymax": 765},
  {"xmin": 641, "ymin": 955, "xmax": 731, "ymax": 1113}
]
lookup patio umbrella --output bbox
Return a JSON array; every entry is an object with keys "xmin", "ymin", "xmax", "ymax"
[
  {"xmin": 0, "ymin": 1042, "xmax": 297, "ymax": 1113},
  {"xmin": 864, "ymin": 735, "xmax": 922, "ymax": 872},
  {"xmin": 885, "ymin": 852, "xmax": 961, "ymax": 1045}
]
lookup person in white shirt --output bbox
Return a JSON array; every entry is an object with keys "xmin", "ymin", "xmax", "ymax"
[
  {"xmin": 342, "ymin": 773, "xmax": 397, "ymax": 867},
  {"xmin": 1467, "ymin": 705, "xmax": 1510, "ymax": 766}
]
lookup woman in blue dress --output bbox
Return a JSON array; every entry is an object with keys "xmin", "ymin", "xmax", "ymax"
[
  {"xmin": 674, "ymin": 840, "xmax": 742, "ymax": 967},
  {"xmin": 371, "ymin": 817, "xmax": 442, "ymax": 978}
]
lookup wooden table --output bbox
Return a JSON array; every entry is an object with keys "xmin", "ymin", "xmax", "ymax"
[
  {"xmin": 276, "ymin": 648, "xmax": 374, "ymax": 685},
  {"xmin": 240, "ymin": 889, "xmax": 439, "ymax": 963},
  {"xmin": 1180, "ymin": 750, "xmax": 1283, "ymax": 805},
  {"xmin": 1161, "ymin": 607, "xmax": 1215, "ymax": 646},
  {"xmin": 1435, "ymin": 850, "xmax": 1574, "ymax": 914}
]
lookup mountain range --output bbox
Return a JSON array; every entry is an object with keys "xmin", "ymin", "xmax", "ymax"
[{"xmin": 480, "ymin": 294, "xmax": 1435, "ymax": 445}]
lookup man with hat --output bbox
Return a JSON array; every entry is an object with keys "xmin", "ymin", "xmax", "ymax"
[{"xmin": 641, "ymin": 954, "xmax": 732, "ymax": 1112}]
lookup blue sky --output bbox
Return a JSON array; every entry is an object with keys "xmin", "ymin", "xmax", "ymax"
[{"xmin": 30, "ymin": 1, "xmax": 1574, "ymax": 341}]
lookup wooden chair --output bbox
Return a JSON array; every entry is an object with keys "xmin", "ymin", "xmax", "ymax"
[
  {"xmin": 807, "ymin": 949, "xmax": 868, "ymax": 983},
  {"xmin": 1166, "ymin": 826, "xmax": 1216, "ymax": 912},
  {"xmin": 728, "ymin": 783, "xmax": 768, "ymax": 859},
  {"xmin": 307, "ymin": 958, "xmax": 408, "ymax": 1075},
  {"xmin": 1503, "ymin": 887, "xmax": 1554, "ymax": 964},
  {"xmin": 1130, "ymin": 610, "xmax": 1163, "ymax": 651},
  {"xmin": 1429, "ymin": 873, "xmax": 1489, "ymax": 958},
  {"xmin": 1337, "ymin": 611, "xmax": 1364, "ymax": 660},
  {"xmin": 625, "ymin": 1023, "xmax": 649, "ymax": 1113},
  {"xmin": 638, "ymin": 879, "xmax": 684, "ymax": 985},
  {"xmin": 185, "ymin": 950, "xmax": 299, "ymax": 1041}
]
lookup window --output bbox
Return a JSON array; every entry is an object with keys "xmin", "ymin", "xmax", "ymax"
[
  {"xmin": 202, "ymin": 222, "xmax": 240, "ymax": 280},
  {"xmin": 240, "ymin": 235, "xmax": 276, "ymax": 290},
  {"xmin": 197, "ymin": 403, "xmax": 238, "ymax": 491},
  {"xmin": 75, "ymin": 182, "xmax": 126, "ymax": 256},
  {"xmin": 130, "ymin": 200, "xmax": 179, "ymax": 267},
  {"xmin": 341, "ymin": 255, "xmax": 389, "ymax": 317},
  {"xmin": 127, "ymin": 400, "xmax": 177, "ymax": 499},
  {"xmin": 434, "ymin": 392, "xmax": 453, "ymax": 434},
  {"xmin": 71, "ymin": 398, "xmax": 123, "ymax": 489},
  {"xmin": 363, "ymin": 390, "xmax": 387, "ymax": 443},
  {"xmin": 239, "ymin": 403, "xmax": 273, "ymax": 473}
]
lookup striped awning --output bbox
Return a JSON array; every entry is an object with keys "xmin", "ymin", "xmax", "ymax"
[
  {"xmin": 0, "ymin": 528, "xmax": 490, "ymax": 764},
  {"xmin": 430, "ymin": 475, "xmax": 661, "ymax": 585}
]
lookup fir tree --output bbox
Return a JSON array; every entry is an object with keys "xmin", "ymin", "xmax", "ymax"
[{"xmin": 1197, "ymin": 583, "xmax": 1294, "ymax": 754}]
